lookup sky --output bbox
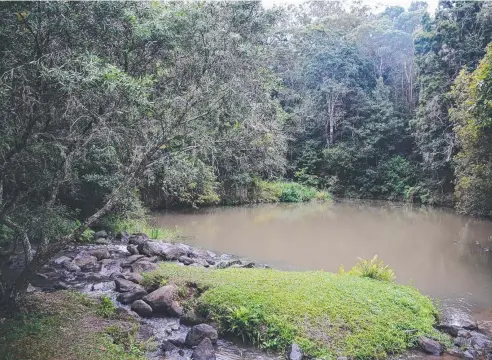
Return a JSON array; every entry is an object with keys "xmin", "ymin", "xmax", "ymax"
[{"xmin": 262, "ymin": 0, "xmax": 440, "ymax": 15}]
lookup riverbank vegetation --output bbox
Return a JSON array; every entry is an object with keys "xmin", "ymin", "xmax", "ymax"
[
  {"xmin": 143, "ymin": 263, "xmax": 447, "ymax": 359},
  {"xmin": 0, "ymin": 292, "xmax": 150, "ymax": 360}
]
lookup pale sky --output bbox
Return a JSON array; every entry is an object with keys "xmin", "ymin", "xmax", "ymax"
[{"xmin": 262, "ymin": 0, "xmax": 440, "ymax": 15}]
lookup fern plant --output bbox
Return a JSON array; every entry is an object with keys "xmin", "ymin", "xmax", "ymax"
[{"xmin": 349, "ymin": 255, "xmax": 396, "ymax": 282}]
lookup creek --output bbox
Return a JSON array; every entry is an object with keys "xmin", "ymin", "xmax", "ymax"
[{"xmin": 153, "ymin": 200, "xmax": 492, "ymax": 308}]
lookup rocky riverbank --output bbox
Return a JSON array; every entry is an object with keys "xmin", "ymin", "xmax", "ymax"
[{"xmin": 17, "ymin": 231, "xmax": 492, "ymax": 360}]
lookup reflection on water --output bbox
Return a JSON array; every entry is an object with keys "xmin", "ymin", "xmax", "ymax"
[{"xmin": 152, "ymin": 200, "xmax": 492, "ymax": 306}]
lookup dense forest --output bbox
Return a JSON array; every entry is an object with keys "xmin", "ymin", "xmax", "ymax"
[{"xmin": 1, "ymin": 0, "xmax": 492, "ymax": 298}]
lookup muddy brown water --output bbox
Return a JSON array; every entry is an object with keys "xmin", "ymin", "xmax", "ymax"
[{"xmin": 152, "ymin": 200, "xmax": 492, "ymax": 308}]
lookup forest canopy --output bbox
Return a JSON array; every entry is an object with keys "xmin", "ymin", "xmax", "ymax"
[{"xmin": 1, "ymin": 0, "xmax": 492, "ymax": 300}]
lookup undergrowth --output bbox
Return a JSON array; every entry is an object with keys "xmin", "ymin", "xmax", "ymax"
[
  {"xmin": 0, "ymin": 291, "xmax": 148, "ymax": 360},
  {"xmin": 256, "ymin": 181, "xmax": 331, "ymax": 203},
  {"xmin": 143, "ymin": 263, "xmax": 448, "ymax": 359},
  {"xmin": 96, "ymin": 295, "xmax": 116, "ymax": 318}
]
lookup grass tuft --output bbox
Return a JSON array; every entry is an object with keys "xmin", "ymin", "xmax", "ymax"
[{"xmin": 143, "ymin": 263, "xmax": 448, "ymax": 359}]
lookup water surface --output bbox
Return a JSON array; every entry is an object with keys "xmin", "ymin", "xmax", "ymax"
[{"xmin": 153, "ymin": 200, "xmax": 492, "ymax": 307}]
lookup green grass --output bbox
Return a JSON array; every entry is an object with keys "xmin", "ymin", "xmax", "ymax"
[
  {"xmin": 0, "ymin": 292, "xmax": 149, "ymax": 360},
  {"xmin": 257, "ymin": 181, "xmax": 331, "ymax": 203},
  {"xmin": 143, "ymin": 263, "xmax": 448, "ymax": 359}
]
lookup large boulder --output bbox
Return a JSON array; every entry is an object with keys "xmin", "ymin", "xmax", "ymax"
[
  {"xmin": 127, "ymin": 245, "xmax": 139, "ymax": 255},
  {"xmin": 81, "ymin": 261, "xmax": 102, "ymax": 272},
  {"xmin": 131, "ymin": 260, "xmax": 158, "ymax": 273},
  {"xmin": 131, "ymin": 299, "xmax": 153, "ymax": 317},
  {"xmin": 122, "ymin": 272, "xmax": 144, "ymax": 284},
  {"xmin": 128, "ymin": 233, "xmax": 149, "ymax": 246},
  {"xmin": 138, "ymin": 241, "xmax": 189, "ymax": 260},
  {"xmin": 91, "ymin": 248, "xmax": 110, "ymax": 261},
  {"xmin": 95, "ymin": 238, "xmax": 110, "ymax": 245},
  {"xmin": 62, "ymin": 261, "xmax": 81, "ymax": 272},
  {"xmin": 74, "ymin": 254, "xmax": 101, "ymax": 272},
  {"xmin": 167, "ymin": 332, "xmax": 188, "ymax": 347},
  {"xmin": 470, "ymin": 331, "xmax": 492, "ymax": 349},
  {"xmin": 191, "ymin": 249, "xmax": 216, "ymax": 260},
  {"xmin": 115, "ymin": 278, "xmax": 144, "ymax": 293},
  {"xmin": 439, "ymin": 307, "xmax": 478, "ymax": 333},
  {"xmin": 192, "ymin": 338, "xmax": 215, "ymax": 360},
  {"xmin": 143, "ymin": 285, "xmax": 183, "ymax": 317},
  {"xmin": 137, "ymin": 241, "xmax": 169, "ymax": 257},
  {"xmin": 178, "ymin": 256, "xmax": 194, "ymax": 265},
  {"xmin": 185, "ymin": 324, "xmax": 218, "ymax": 346},
  {"xmin": 114, "ymin": 307, "xmax": 140, "ymax": 321},
  {"xmin": 121, "ymin": 254, "xmax": 145, "ymax": 267},
  {"xmin": 74, "ymin": 254, "xmax": 98, "ymax": 267},
  {"xmin": 94, "ymin": 230, "xmax": 108, "ymax": 239},
  {"xmin": 53, "ymin": 256, "xmax": 72, "ymax": 265},
  {"xmin": 181, "ymin": 310, "xmax": 207, "ymax": 326},
  {"xmin": 418, "ymin": 337, "xmax": 443, "ymax": 355},
  {"xmin": 287, "ymin": 343, "xmax": 303, "ymax": 360},
  {"xmin": 116, "ymin": 288, "xmax": 147, "ymax": 305},
  {"xmin": 100, "ymin": 259, "xmax": 123, "ymax": 278}
]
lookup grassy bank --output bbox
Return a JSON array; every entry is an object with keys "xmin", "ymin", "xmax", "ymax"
[
  {"xmin": 143, "ymin": 263, "xmax": 447, "ymax": 359},
  {"xmin": 0, "ymin": 292, "xmax": 151, "ymax": 360}
]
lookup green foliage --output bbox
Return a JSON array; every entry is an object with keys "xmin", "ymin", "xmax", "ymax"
[
  {"xmin": 0, "ymin": 1, "xmax": 288, "ymax": 299},
  {"xmin": 412, "ymin": 1, "xmax": 492, "ymax": 203},
  {"xmin": 254, "ymin": 181, "xmax": 331, "ymax": 203},
  {"xmin": 103, "ymin": 325, "xmax": 147, "ymax": 357},
  {"xmin": 143, "ymin": 155, "xmax": 220, "ymax": 209},
  {"xmin": 451, "ymin": 45, "xmax": 492, "ymax": 216},
  {"xmin": 278, "ymin": 182, "xmax": 316, "ymax": 202},
  {"xmin": 225, "ymin": 305, "xmax": 264, "ymax": 345},
  {"xmin": 76, "ymin": 228, "xmax": 96, "ymax": 244},
  {"xmin": 144, "ymin": 263, "xmax": 447, "ymax": 359},
  {"xmin": 96, "ymin": 295, "xmax": 116, "ymax": 319},
  {"xmin": 348, "ymin": 255, "xmax": 396, "ymax": 282}
]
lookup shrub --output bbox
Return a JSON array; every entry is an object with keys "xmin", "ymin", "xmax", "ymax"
[
  {"xmin": 96, "ymin": 295, "xmax": 116, "ymax": 318},
  {"xmin": 255, "ymin": 181, "xmax": 331, "ymax": 203},
  {"xmin": 76, "ymin": 228, "xmax": 95, "ymax": 243},
  {"xmin": 348, "ymin": 255, "xmax": 396, "ymax": 282}
]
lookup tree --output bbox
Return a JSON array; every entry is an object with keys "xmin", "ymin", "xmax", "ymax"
[
  {"xmin": 411, "ymin": 0, "xmax": 492, "ymax": 203},
  {"xmin": 450, "ymin": 45, "xmax": 492, "ymax": 216},
  {"xmin": 0, "ymin": 1, "xmax": 285, "ymax": 303}
]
